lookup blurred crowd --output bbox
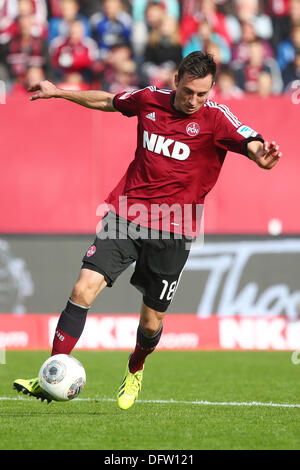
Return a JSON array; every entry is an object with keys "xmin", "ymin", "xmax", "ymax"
[{"xmin": 1, "ymin": 0, "xmax": 300, "ymax": 99}]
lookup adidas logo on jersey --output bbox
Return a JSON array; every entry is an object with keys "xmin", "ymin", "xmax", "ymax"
[{"xmin": 146, "ymin": 112, "xmax": 156, "ymax": 121}]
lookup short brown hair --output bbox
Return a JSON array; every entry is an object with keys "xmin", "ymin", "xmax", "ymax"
[{"xmin": 177, "ymin": 51, "xmax": 217, "ymax": 83}]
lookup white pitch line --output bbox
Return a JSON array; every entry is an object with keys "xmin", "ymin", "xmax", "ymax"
[{"xmin": 1, "ymin": 396, "xmax": 300, "ymax": 408}]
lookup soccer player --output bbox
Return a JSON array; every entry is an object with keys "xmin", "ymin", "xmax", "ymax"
[{"xmin": 13, "ymin": 52, "xmax": 281, "ymax": 408}]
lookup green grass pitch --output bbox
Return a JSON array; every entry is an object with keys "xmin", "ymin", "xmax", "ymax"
[{"xmin": 0, "ymin": 350, "xmax": 300, "ymax": 450}]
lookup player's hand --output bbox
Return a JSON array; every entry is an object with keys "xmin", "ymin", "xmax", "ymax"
[
  {"xmin": 28, "ymin": 80, "xmax": 60, "ymax": 101},
  {"xmin": 252, "ymin": 141, "xmax": 282, "ymax": 170}
]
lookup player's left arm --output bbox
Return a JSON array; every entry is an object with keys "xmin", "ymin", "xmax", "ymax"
[
  {"xmin": 247, "ymin": 140, "xmax": 282, "ymax": 170},
  {"xmin": 213, "ymin": 106, "xmax": 281, "ymax": 170}
]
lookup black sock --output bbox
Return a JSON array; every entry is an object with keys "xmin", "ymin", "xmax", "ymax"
[
  {"xmin": 52, "ymin": 299, "xmax": 89, "ymax": 356},
  {"xmin": 137, "ymin": 324, "xmax": 163, "ymax": 349},
  {"xmin": 57, "ymin": 299, "xmax": 89, "ymax": 337}
]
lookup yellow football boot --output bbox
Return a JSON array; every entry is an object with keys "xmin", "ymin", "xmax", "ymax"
[
  {"xmin": 13, "ymin": 377, "xmax": 53, "ymax": 403},
  {"xmin": 117, "ymin": 361, "xmax": 143, "ymax": 410}
]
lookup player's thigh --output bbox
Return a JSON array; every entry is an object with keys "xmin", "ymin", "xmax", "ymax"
[
  {"xmin": 131, "ymin": 236, "xmax": 191, "ymax": 312},
  {"xmin": 74, "ymin": 267, "xmax": 107, "ymax": 293}
]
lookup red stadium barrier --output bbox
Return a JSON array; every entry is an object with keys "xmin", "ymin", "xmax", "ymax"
[
  {"xmin": 1, "ymin": 94, "xmax": 299, "ymax": 234},
  {"xmin": 0, "ymin": 314, "xmax": 299, "ymax": 350}
]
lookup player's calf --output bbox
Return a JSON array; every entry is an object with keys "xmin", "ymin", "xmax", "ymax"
[{"xmin": 51, "ymin": 269, "xmax": 106, "ymax": 356}]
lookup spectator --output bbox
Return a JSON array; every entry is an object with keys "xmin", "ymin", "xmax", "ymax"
[
  {"xmin": 19, "ymin": 0, "xmax": 48, "ymax": 26},
  {"xmin": 50, "ymin": 20, "xmax": 99, "ymax": 81},
  {"xmin": 264, "ymin": 0, "xmax": 290, "ymax": 50},
  {"xmin": 0, "ymin": 0, "xmax": 19, "ymax": 82},
  {"xmin": 290, "ymin": 0, "xmax": 300, "ymax": 26},
  {"xmin": 0, "ymin": 0, "xmax": 20, "ymax": 46},
  {"xmin": 216, "ymin": 0, "xmax": 236, "ymax": 15},
  {"xmin": 212, "ymin": 64, "xmax": 244, "ymax": 99},
  {"xmin": 226, "ymin": 0, "xmax": 273, "ymax": 44},
  {"xmin": 57, "ymin": 71, "xmax": 91, "ymax": 90},
  {"xmin": 26, "ymin": 63, "xmax": 45, "ymax": 84},
  {"xmin": 19, "ymin": 0, "xmax": 48, "ymax": 38},
  {"xmin": 206, "ymin": 41, "xmax": 224, "ymax": 67},
  {"xmin": 268, "ymin": 0, "xmax": 300, "ymax": 49},
  {"xmin": 264, "ymin": 0, "xmax": 290, "ymax": 17},
  {"xmin": 47, "ymin": 0, "xmax": 64, "ymax": 18},
  {"xmin": 48, "ymin": 0, "xmax": 91, "ymax": 42},
  {"xmin": 144, "ymin": 1, "xmax": 167, "ymax": 27},
  {"xmin": 234, "ymin": 38, "xmax": 283, "ymax": 94},
  {"xmin": 0, "ymin": 0, "xmax": 19, "ymax": 32},
  {"xmin": 131, "ymin": 1, "xmax": 167, "ymax": 58},
  {"xmin": 107, "ymin": 59, "xmax": 138, "ymax": 93},
  {"xmin": 100, "ymin": 43, "xmax": 133, "ymax": 89},
  {"xmin": 180, "ymin": 0, "xmax": 233, "ymax": 48},
  {"xmin": 256, "ymin": 69, "xmax": 273, "ymax": 96},
  {"xmin": 277, "ymin": 24, "xmax": 300, "ymax": 70},
  {"xmin": 141, "ymin": 15, "xmax": 182, "ymax": 88},
  {"xmin": 199, "ymin": 0, "xmax": 233, "ymax": 45},
  {"xmin": 232, "ymin": 20, "xmax": 274, "ymax": 64},
  {"xmin": 5, "ymin": 13, "xmax": 50, "ymax": 87},
  {"xmin": 0, "ymin": 0, "xmax": 48, "ymax": 44},
  {"xmin": 183, "ymin": 18, "xmax": 231, "ymax": 64},
  {"xmin": 10, "ymin": 64, "xmax": 45, "ymax": 95},
  {"xmin": 131, "ymin": 0, "xmax": 180, "ymax": 22},
  {"xmin": 90, "ymin": 0, "xmax": 132, "ymax": 59},
  {"xmin": 282, "ymin": 48, "xmax": 300, "ymax": 91},
  {"xmin": 78, "ymin": 0, "xmax": 104, "ymax": 18}
]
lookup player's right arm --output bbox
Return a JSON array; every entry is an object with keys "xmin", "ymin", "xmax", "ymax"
[{"xmin": 28, "ymin": 80, "xmax": 117, "ymax": 112}]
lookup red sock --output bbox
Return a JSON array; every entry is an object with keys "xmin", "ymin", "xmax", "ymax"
[
  {"xmin": 129, "ymin": 343, "xmax": 155, "ymax": 373},
  {"xmin": 129, "ymin": 324, "xmax": 163, "ymax": 373},
  {"xmin": 51, "ymin": 327, "xmax": 79, "ymax": 356}
]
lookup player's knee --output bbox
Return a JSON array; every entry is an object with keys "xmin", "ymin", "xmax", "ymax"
[
  {"xmin": 140, "ymin": 317, "xmax": 162, "ymax": 337},
  {"xmin": 140, "ymin": 303, "xmax": 165, "ymax": 337},
  {"xmin": 71, "ymin": 272, "xmax": 106, "ymax": 307},
  {"xmin": 71, "ymin": 282, "xmax": 93, "ymax": 307}
]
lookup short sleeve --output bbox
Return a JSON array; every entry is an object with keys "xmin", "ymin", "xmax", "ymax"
[
  {"xmin": 213, "ymin": 103, "xmax": 264, "ymax": 156},
  {"xmin": 113, "ymin": 90, "xmax": 140, "ymax": 117}
]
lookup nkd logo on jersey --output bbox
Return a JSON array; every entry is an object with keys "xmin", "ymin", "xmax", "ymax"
[{"xmin": 143, "ymin": 130, "xmax": 190, "ymax": 160}]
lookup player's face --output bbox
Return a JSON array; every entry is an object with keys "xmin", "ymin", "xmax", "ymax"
[{"xmin": 174, "ymin": 73, "xmax": 214, "ymax": 114}]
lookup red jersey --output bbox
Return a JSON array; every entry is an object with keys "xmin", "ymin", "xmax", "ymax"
[{"xmin": 107, "ymin": 86, "xmax": 263, "ymax": 236}]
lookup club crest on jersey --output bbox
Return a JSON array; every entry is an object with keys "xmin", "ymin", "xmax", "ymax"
[
  {"xmin": 86, "ymin": 245, "xmax": 96, "ymax": 257},
  {"xmin": 186, "ymin": 122, "xmax": 200, "ymax": 137}
]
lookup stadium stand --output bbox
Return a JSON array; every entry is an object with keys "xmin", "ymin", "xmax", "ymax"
[{"xmin": 0, "ymin": 0, "xmax": 300, "ymax": 96}]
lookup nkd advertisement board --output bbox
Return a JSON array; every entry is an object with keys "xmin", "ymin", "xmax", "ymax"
[{"xmin": 1, "ymin": 237, "xmax": 300, "ymax": 351}]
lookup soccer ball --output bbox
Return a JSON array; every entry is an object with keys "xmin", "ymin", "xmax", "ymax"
[{"xmin": 38, "ymin": 354, "xmax": 86, "ymax": 402}]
